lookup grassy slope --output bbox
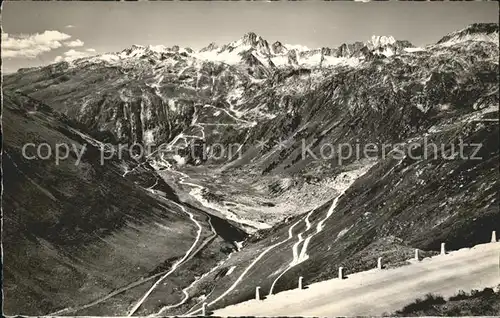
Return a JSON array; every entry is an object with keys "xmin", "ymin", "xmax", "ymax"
[{"xmin": 2, "ymin": 92, "xmax": 208, "ymax": 315}]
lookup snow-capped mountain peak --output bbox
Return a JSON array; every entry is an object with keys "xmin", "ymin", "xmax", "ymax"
[
  {"xmin": 57, "ymin": 23, "xmax": 497, "ymax": 74},
  {"xmin": 124, "ymin": 44, "xmax": 146, "ymax": 52},
  {"xmin": 228, "ymin": 32, "xmax": 271, "ymax": 55},
  {"xmin": 119, "ymin": 44, "xmax": 181, "ymax": 58},
  {"xmin": 240, "ymin": 31, "xmax": 261, "ymax": 46},
  {"xmin": 367, "ymin": 35, "xmax": 396, "ymax": 49}
]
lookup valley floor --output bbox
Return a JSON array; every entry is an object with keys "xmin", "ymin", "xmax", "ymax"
[{"xmin": 214, "ymin": 242, "xmax": 500, "ymax": 317}]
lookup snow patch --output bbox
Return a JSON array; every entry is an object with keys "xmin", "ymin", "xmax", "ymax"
[
  {"xmin": 284, "ymin": 44, "xmax": 310, "ymax": 52},
  {"xmin": 235, "ymin": 241, "xmax": 244, "ymax": 251},
  {"xmin": 270, "ymin": 55, "xmax": 289, "ymax": 67},
  {"xmin": 193, "ymin": 44, "xmax": 252, "ymax": 64},
  {"xmin": 404, "ymin": 47, "xmax": 426, "ymax": 53},
  {"xmin": 98, "ymin": 54, "xmax": 120, "ymax": 63},
  {"xmin": 143, "ymin": 129, "xmax": 157, "ymax": 144},
  {"xmin": 225, "ymin": 266, "xmax": 237, "ymax": 276},
  {"xmin": 168, "ymin": 99, "xmax": 177, "ymax": 112},
  {"xmin": 173, "ymin": 155, "xmax": 186, "ymax": 166},
  {"xmin": 368, "ymin": 35, "xmax": 396, "ymax": 48},
  {"xmin": 337, "ymin": 225, "xmax": 354, "ymax": 239}
]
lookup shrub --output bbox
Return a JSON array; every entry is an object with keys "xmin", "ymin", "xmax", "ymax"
[
  {"xmin": 449, "ymin": 290, "xmax": 469, "ymax": 301},
  {"xmin": 397, "ymin": 293, "xmax": 446, "ymax": 314}
]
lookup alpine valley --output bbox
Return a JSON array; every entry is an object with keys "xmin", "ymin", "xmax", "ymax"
[{"xmin": 2, "ymin": 23, "xmax": 499, "ymax": 315}]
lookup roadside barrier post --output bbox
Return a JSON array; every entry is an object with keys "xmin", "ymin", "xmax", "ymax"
[
  {"xmin": 377, "ymin": 257, "xmax": 383, "ymax": 270},
  {"xmin": 202, "ymin": 302, "xmax": 207, "ymax": 316},
  {"xmin": 441, "ymin": 242, "xmax": 446, "ymax": 255},
  {"xmin": 256, "ymin": 286, "xmax": 261, "ymax": 300},
  {"xmin": 298, "ymin": 276, "xmax": 304, "ymax": 290},
  {"xmin": 492, "ymin": 231, "xmax": 497, "ymax": 243},
  {"xmin": 415, "ymin": 248, "xmax": 419, "ymax": 261},
  {"xmin": 338, "ymin": 267, "xmax": 344, "ymax": 280}
]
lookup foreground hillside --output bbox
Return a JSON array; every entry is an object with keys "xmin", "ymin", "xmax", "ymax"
[
  {"xmin": 2, "ymin": 92, "xmax": 245, "ymax": 315},
  {"xmin": 213, "ymin": 242, "xmax": 500, "ymax": 316},
  {"xmin": 2, "ymin": 23, "xmax": 498, "ymax": 315}
]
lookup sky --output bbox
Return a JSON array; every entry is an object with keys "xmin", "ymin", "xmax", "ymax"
[{"xmin": 1, "ymin": 1, "xmax": 498, "ymax": 73}]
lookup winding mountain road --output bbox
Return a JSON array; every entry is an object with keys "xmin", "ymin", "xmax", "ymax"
[
  {"xmin": 49, "ymin": 173, "xmax": 218, "ymax": 316},
  {"xmin": 127, "ymin": 201, "xmax": 203, "ymax": 316},
  {"xmin": 187, "ymin": 218, "xmax": 304, "ymax": 316},
  {"xmin": 155, "ymin": 215, "xmax": 218, "ymax": 315},
  {"xmin": 215, "ymin": 242, "xmax": 500, "ymax": 317},
  {"xmin": 48, "ymin": 269, "xmax": 176, "ymax": 316},
  {"xmin": 48, "ymin": 199, "xmax": 206, "ymax": 316},
  {"xmin": 269, "ymin": 166, "xmax": 373, "ymax": 295}
]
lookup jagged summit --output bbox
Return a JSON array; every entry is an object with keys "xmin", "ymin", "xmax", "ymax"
[
  {"xmin": 271, "ymin": 41, "xmax": 287, "ymax": 54},
  {"xmin": 120, "ymin": 44, "xmax": 178, "ymax": 55},
  {"xmin": 200, "ymin": 42, "xmax": 219, "ymax": 52},
  {"xmin": 119, "ymin": 44, "xmax": 148, "ymax": 56},
  {"xmin": 367, "ymin": 35, "xmax": 396, "ymax": 48},
  {"xmin": 241, "ymin": 31, "xmax": 260, "ymax": 45},
  {"xmin": 235, "ymin": 32, "xmax": 270, "ymax": 54}
]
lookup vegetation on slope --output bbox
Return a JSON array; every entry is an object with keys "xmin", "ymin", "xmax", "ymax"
[{"xmin": 393, "ymin": 287, "xmax": 500, "ymax": 316}]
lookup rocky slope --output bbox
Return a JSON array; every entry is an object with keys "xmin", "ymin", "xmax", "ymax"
[{"xmin": 2, "ymin": 23, "xmax": 498, "ymax": 315}]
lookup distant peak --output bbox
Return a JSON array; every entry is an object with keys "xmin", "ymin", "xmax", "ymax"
[
  {"xmin": 131, "ymin": 44, "xmax": 146, "ymax": 50},
  {"xmin": 271, "ymin": 41, "xmax": 286, "ymax": 54},
  {"xmin": 437, "ymin": 23, "xmax": 499, "ymax": 45},
  {"xmin": 240, "ymin": 31, "xmax": 267, "ymax": 47},
  {"xmin": 367, "ymin": 35, "xmax": 396, "ymax": 48},
  {"xmin": 200, "ymin": 42, "xmax": 219, "ymax": 52},
  {"xmin": 121, "ymin": 44, "xmax": 147, "ymax": 55},
  {"xmin": 456, "ymin": 23, "xmax": 499, "ymax": 35},
  {"xmin": 242, "ymin": 31, "xmax": 258, "ymax": 41},
  {"xmin": 147, "ymin": 44, "xmax": 167, "ymax": 52}
]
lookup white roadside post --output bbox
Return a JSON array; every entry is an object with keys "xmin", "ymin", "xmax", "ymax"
[
  {"xmin": 255, "ymin": 286, "xmax": 261, "ymax": 300},
  {"xmin": 202, "ymin": 302, "xmax": 207, "ymax": 316},
  {"xmin": 441, "ymin": 242, "xmax": 446, "ymax": 255},
  {"xmin": 492, "ymin": 231, "xmax": 497, "ymax": 243},
  {"xmin": 298, "ymin": 276, "xmax": 304, "ymax": 290},
  {"xmin": 415, "ymin": 248, "xmax": 420, "ymax": 261},
  {"xmin": 377, "ymin": 257, "xmax": 383, "ymax": 270},
  {"xmin": 338, "ymin": 267, "xmax": 344, "ymax": 280}
]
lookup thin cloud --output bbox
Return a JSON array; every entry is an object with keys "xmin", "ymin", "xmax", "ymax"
[
  {"xmin": 2, "ymin": 30, "xmax": 71, "ymax": 58},
  {"xmin": 65, "ymin": 25, "xmax": 75, "ymax": 28},
  {"xmin": 65, "ymin": 39, "xmax": 84, "ymax": 47},
  {"xmin": 54, "ymin": 48, "xmax": 96, "ymax": 62}
]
